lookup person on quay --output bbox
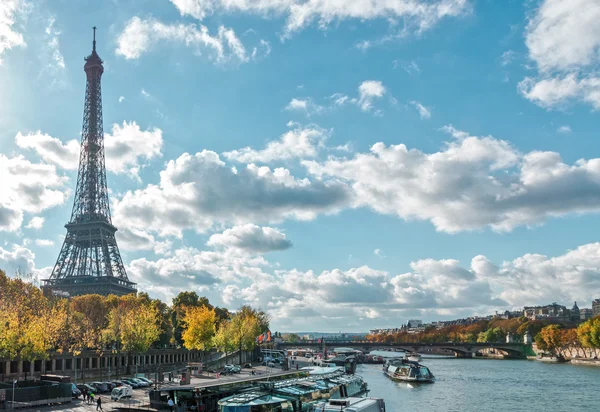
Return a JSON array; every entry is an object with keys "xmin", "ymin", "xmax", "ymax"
[{"xmin": 96, "ymin": 396, "xmax": 103, "ymax": 411}]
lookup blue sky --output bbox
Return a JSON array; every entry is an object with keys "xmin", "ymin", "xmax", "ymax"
[{"xmin": 1, "ymin": 0, "xmax": 600, "ymax": 332}]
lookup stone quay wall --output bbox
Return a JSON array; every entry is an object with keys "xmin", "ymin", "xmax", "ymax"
[{"xmin": 531, "ymin": 343, "xmax": 600, "ymax": 360}]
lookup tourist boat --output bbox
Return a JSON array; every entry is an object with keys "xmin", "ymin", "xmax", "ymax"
[
  {"xmin": 383, "ymin": 358, "xmax": 435, "ymax": 383},
  {"xmin": 404, "ymin": 352, "xmax": 421, "ymax": 363},
  {"xmin": 313, "ymin": 397, "xmax": 386, "ymax": 411},
  {"xmin": 218, "ymin": 368, "xmax": 369, "ymax": 411}
]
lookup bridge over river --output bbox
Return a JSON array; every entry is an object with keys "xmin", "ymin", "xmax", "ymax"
[{"xmin": 277, "ymin": 339, "xmax": 533, "ymax": 358}]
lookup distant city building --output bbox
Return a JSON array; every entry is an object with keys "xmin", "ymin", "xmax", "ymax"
[
  {"xmin": 523, "ymin": 303, "xmax": 570, "ymax": 321},
  {"xmin": 407, "ymin": 319, "xmax": 423, "ymax": 328},
  {"xmin": 593, "ymin": 299, "xmax": 600, "ymax": 316},
  {"xmin": 497, "ymin": 310, "xmax": 522, "ymax": 319},
  {"xmin": 571, "ymin": 302, "xmax": 580, "ymax": 322},
  {"xmin": 580, "ymin": 308, "xmax": 594, "ymax": 321}
]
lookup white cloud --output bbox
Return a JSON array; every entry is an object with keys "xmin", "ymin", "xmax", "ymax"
[
  {"xmin": 357, "ymin": 80, "xmax": 386, "ymax": 111},
  {"xmin": 285, "ymin": 98, "xmax": 308, "ymax": 111},
  {"xmin": 0, "ymin": 243, "xmax": 36, "ymax": 275},
  {"xmin": 373, "ymin": 248, "xmax": 385, "ymax": 258},
  {"xmin": 518, "ymin": 74, "xmax": 600, "ymax": 110},
  {"xmin": 126, "ymin": 245, "xmax": 272, "ymax": 301},
  {"xmin": 119, "ymin": 96, "xmax": 125, "ymax": 103},
  {"xmin": 25, "ymin": 216, "xmax": 44, "ymax": 229},
  {"xmin": 116, "ymin": 228, "xmax": 172, "ymax": 255},
  {"xmin": 526, "ymin": 0, "xmax": 600, "ymax": 73},
  {"xmin": 45, "ymin": 18, "xmax": 65, "ymax": 70},
  {"xmin": 112, "ymin": 150, "xmax": 351, "ymax": 237},
  {"xmin": 303, "ymin": 126, "xmax": 600, "ymax": 233},
  {"xmin": 15, "ymin": 121, "xmax": 163, "ymax": 178},
  {"xmin": 393, "ymin": 59, "xmax": 421, "ymax": 74},
  {"xmin": 207, "ymin": 224, "xmax": 292, "ymax": 253},
  {"xmin": 410, "ymin": 100, "xmax": 431, "ymax": 119},
  {"xmin": 34, "ymin": 239, "xmax": 54, "ymax": 247},
  {"xmin": 501, "ymin": 49, "xmax": 515, "ymax": 66},
  {"xmin": 116, "ymin": 16, "xmax": 251, "ymax": 63},
  {"xmin": 521, "ymin": 0, "xmax": 600, "ymax": 109},
  {"xmin": 223, "ymin": 124, "xmax": 330, "ymax": 163},
  {"xmin": 104, "ymin": 121, "xmax": 163, "ymax": 178},
  {"xmin": 557, "ymin": 125, "xmax": 571, "ymax": 134},
  {"xmin": 124, "ymin": 230, "xmax": 600, "ymax": 329},
  {"xmin": 287, "ymin": 80, "xmax": 391, "ymax": 116},
  {"xmin": 168, "ymin": 0, "xmax": 470, "ymax": 38},
  {"xmin": 15, "ymin": 131, "xmax": 79, "ymax": 170},
  {"xmin": 0, "ymin": 0, "xmax": 27, "ymax": 64},
  {"xmin": 0, "ymin": 154, "xmax": 68, "ymax": 232}
]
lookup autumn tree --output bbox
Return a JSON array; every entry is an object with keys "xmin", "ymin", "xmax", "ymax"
[
  {"xmin": 230, "ymin": 306, "xmax": 268, "ymax": 365},
  {"xmin": 104, "ymin": 294, "xmax": 161, "ymax": 375},
  {"xmin": 577, "ymin": 317, "xmax": 600, "ymax": 356},
  {"xmin": 181, "ymin": 306, "xmax": 217, "ymax": 352},
  {"xmin": 213, "ymin": 321, "xmax": 236, "ymax": 359},
  {"xmin": 537, "ymin": 325, "xmax": 563, "ymax": 355},
  {"xmin": 560, "ymin": 328, "xmax": 580, "ymax": 358},
  {"xmin": 0, "ymin": 271, "xmax": 50, "ymax": 379}
]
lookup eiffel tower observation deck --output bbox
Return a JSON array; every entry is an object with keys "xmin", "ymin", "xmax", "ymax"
[{"xmin": 43, "ymin": 28, "xmax": 136, "ymax": 297}]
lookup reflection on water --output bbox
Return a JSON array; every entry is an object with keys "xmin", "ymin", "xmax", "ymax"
[{"xmin": 359, "ymin": 355, "xmax": 599, "ymax": 411}]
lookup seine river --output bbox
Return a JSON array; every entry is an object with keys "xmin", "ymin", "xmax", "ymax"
[{"xmin": 362, "ymin": 351, "xmax": 599, "ymax": 411}]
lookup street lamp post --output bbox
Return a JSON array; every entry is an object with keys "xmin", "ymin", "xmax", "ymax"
[{"xmin": 12, "ymin": 379, "xmax": 16, "ymax": 410}]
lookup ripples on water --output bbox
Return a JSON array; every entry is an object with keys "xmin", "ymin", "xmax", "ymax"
[{"xmin": 362, "ymin": 351, "xmax": 599, "ymax": 411}]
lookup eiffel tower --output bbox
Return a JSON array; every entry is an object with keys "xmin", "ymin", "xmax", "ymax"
[{"xmin": 43, "ymin": 28, "xmax": 136, "ymax": 297}]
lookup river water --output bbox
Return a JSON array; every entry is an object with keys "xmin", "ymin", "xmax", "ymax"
[{"xmin": 361, "ymin": 351, "xmax": 599, "ymax": 411}]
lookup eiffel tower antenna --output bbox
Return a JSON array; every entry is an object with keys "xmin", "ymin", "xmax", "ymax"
[{"xmin": 43, "ymin": 28, "xmax": 136, "ymax": 297}]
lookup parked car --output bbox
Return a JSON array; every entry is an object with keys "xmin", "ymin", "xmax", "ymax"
[
  {"xmin": 130, "ymin": 378, "xmax": 148, "ymax": 387},
  {"xmin": 103, "ymin": 382, "xmax": 116, "ymax": 391},
  {"xmin": 76, "ymin": 383, "xmax": 95, "ymax": 394},
  {"xmin": 231, "ymin": 365, "xmax": 241, "ymax": 373},
  {"xmin": 243, "ymin": 363, "xmax": 253, "ymax": 369},
  {"xmin": 71, "ymin": 384, "xmax": 81, "ymax": 399},
  {"xmin": 136, "ymin": 377, "xmax": 154, "ymax": 385},
  {"xmin": 111, "ymin": 381, "xmax": 124, "ymax": 388},
  {"xmin": 90, "ymin": 382, "xmax": 109, "ymax": 393},
  {"xmin": 262, "ymin": 361, "xmax": 276, "ymax": 368},
  {"xmin": 120, "ymin": 379, "xmax": 139, "ymax": 389}
]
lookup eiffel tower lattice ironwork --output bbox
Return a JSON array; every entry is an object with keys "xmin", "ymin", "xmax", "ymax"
[{"xmin": 43, "ymin": 28, "xmax": 136, "ymax": 297}]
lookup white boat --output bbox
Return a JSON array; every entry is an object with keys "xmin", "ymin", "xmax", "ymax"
[
  {"xmin": 383, "ymin": 358, "xmax": 435, "ymax": 383},
  {"xmin": 314, "ymin": 397, "xmax": 386, "ymax": 411},
  {"xmin": 535, "ymin": 354, "xmax": 566, "ymax": 363},
  {"xmin": 404, "ymin": 352, "xmax": 421, "ymax": 363}
]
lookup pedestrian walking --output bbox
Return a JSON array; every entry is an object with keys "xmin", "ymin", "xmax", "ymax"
[
  {"xmin": 89, "ymin": 391, "xmax": 95, "ymax": 405},
  {"xmin": 167, "ymin": 397, "xmax": 174, "ymax": 412},
  {"xmin": 96, "ymin": 396, "xmax": 103, "ymax": 411}
]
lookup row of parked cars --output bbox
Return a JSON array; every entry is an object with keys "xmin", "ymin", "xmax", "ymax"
[{"xmin": 74, "ymin": 376, "xmax": 154, "ymax": 398}]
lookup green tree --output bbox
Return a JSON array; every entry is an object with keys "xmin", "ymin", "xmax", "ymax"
[{"xmin": 477, "ymin": 328, "xmax": 503, "ymax": 343}]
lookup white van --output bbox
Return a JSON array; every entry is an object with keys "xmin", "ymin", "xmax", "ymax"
[{"xmin": 111, "ymin": 386, "xmax": 133, "ymax": 401}]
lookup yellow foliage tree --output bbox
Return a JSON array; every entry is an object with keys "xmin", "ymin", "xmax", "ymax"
[{"xmin": 182, "ymin": 306, "xmax": 217, "ymax": 352}]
